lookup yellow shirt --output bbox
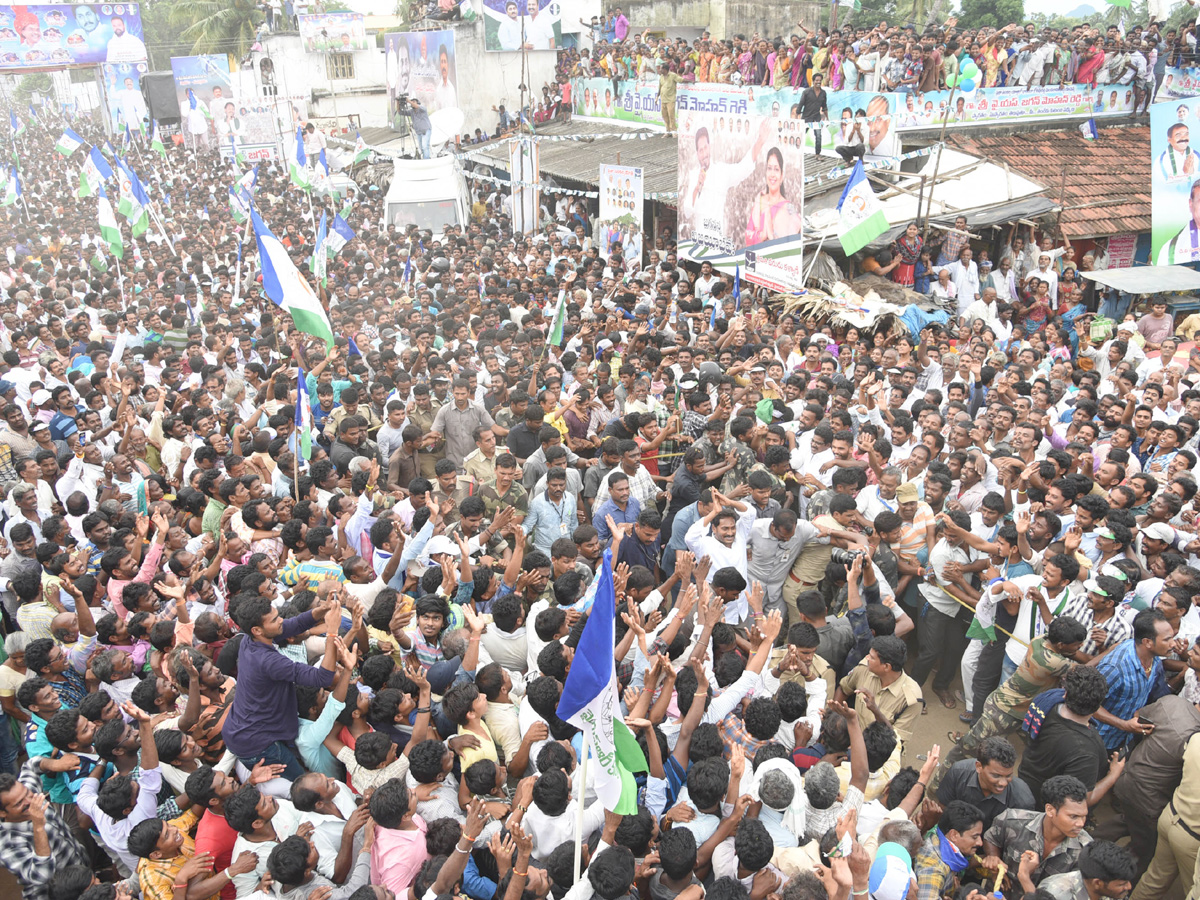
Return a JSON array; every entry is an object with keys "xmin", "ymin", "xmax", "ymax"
[{"xmin": 458, "ymin": 720, "xmax": 500, "ymax": 772}]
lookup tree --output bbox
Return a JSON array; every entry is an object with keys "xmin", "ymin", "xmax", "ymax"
[
  {"xmin": 169, "ymin": 0, "xmax": 264, "ymax": 58},
  {"xmin": 957, "ymin": 0, "xmax": 1024, "ymax": 30},
  {"xmin": 13, "ymin": 73, "xmax": 51, "ymax": 105}
]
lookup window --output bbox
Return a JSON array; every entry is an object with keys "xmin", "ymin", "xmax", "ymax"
[{"xmin": 327, "ymin": 53, "xmax": 355, "ymax": 80}]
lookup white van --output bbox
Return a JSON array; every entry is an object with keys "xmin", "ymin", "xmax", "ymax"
[{"xmin": 384, "ymin": 156, "xmax": 471, "ymax": 240}]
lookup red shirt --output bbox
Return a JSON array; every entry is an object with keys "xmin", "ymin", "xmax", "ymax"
[{"xmin": 194, "ymin": 810, "xmax": 239, "ymax": 900}]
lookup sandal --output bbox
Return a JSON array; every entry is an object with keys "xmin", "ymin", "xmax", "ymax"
[
  {"xmin": 947, "ymin": 730, "xmax": 965, "ymax": 743},
  {"xmin": 936, "ymin": 689, "xmax": 957, "ymax": 709}
]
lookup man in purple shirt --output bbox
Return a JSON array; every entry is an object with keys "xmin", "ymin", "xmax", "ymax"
[
  {"xmin": 613, "ymin": 7, "xmax": 629, "ymax": 41},
  {"xmin": 222, "ymin": 595, "xmax": 342, "ymax": 779}
]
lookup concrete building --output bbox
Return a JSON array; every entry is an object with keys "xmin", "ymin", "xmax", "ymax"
[{"xmin": 614, "ymin": 0, "xmax": 827, "ymax": 45}]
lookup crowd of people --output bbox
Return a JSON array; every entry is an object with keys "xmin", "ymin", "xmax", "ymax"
[{"xmin": 0, "ymin": 32, "xmax": 1196, "ymax": 900}]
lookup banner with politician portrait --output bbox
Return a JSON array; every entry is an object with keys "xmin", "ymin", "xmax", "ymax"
[
  {"xmin": 483, "ymin": 0, "xmax": 561, "ymax": 52},
  {"xmin": 597, "ymin": 164, "xmax": 643, "ymax": 264},
  {"xmin": 101, "ymin": 61, "xmax": 147, "ymax": 133},
  {"xmin": 676, "ymin": 104, "xmax": 805, "ymax": 277},
  {"xmin": 298, "ymin": 12, "xmax": 369, "ymax": 52},
  {"xmin": 1151, "ymin": 98, "xmax": 1200, "ymax": 266},
  {"xmin": 385, "ymin": 30, "xmax": 459, "ymax": 117},
  {"xmin": 0, "ymin": 3, "xmax": 145, "ymax": 70}
]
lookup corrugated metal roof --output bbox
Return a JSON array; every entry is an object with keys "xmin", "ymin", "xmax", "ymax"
[{"xmin": 947, "ymin": 125, "xmax": 1150, "ymax": 238}]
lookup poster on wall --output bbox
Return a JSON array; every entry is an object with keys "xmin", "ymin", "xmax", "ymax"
[
  {"xmin": 101, "ymin": 61, "xmax": 147, "ymax": 132},
  {"xmin": 597, "ymin": 164, "xmax": 643, "ymax": 264},
  {"xmin": 1106, "ymin": 233, "xmax": 1138, "ymax": 268},
  {"xmin": 0, "ymin": 3, "xmax": 145, "ymax": 69},
  {"xmin": 1151, "ymin": 99, "xmax": 1200, "ymax": 265},
  {"xmin": 385, "ymin": 30, "xmax": 459, "ymax": 116},
  {"xmin": 483, "ymin": 0, "xmax": 561, "ymax": 51},
  {"xmin": 676, "ymin": 104, "xmax": 806, "ymax": 274},
  {"xmin": 509, "ymin": 138, "xmax": 539, "ymax": 234},
  {"xmin": 298, "ymin": 12, "xmax": 369, "ymax": 52}
]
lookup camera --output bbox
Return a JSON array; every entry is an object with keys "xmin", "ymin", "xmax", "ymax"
[{"xmin": 830, "ymin": 548, "xmax": 864, "ymax": 565}]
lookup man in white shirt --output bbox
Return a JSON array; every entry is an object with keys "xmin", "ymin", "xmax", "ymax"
[
  {"xmin": 105, "ymin": 15, "xmax": 148, "ymax": 63},
  {"xmin": 684, "ymin": 492, "xmax": 758, "ymax": 623},
  {"xmin": 680, "ymin": 122, "xmax": 769, "ymax": 245},
  {"xmin": 946, "ymin": 248, "xmax": 980, "ymax": 316}
]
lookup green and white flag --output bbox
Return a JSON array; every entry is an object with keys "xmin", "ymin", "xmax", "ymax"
[
  {"xmin": 252, "ymin": 209, "xmax": 334, "ymax": 346},
  {"xmin": 1, "ymin": 167, "xmax": 18, "ymax": 206},
  {"xmin": 9, "ymin": 111, "xmax": 24, "ymax": 139},
  {"xmin": 55, "ymin": 127, "xmax": 84, "ymax": 157},
  {"xmin": 97, "ymin": 185, "xmax": 123, "ymax": 259},
  {"xmin": 290, "ymin": 126, "xmax": 310, "ymax": 191},
  {"xmin": 78, "ymin": 147, "xmax": 113, "ymax": 199},
  {"xmin": 836, "ymin": 161, "xmax": 888, "ymax": 256},
  {"xmin": 150, "ymin": 121, "xmax": 166, "ymax": 157},
  {"xmin": 353, "ymin": 131, "xmax": 370, "ymax": 164},
  {"xmin": 547, "ymin": 289, "xmax": 567, "ymax": 346}
]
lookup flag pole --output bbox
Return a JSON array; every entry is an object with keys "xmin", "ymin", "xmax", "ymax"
[
  {"xmin": 114, "ymin": 255, "xmax": 124, "ymax": 300},
  {"xmin": 233, "ymin": 213, "xmax": 252, "ymax": 306},
  {"xmin": 572, "ymin": 741, "xmax": 589, "ymax": 884}
]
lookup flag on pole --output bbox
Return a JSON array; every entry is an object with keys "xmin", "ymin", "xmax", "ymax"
[
  {"xmin": 295, "ymin": 365, "xmax": 315, "ymax": 461},
  {"xmin": 547, "ymin": 289, "xmax": 567, "ymax": 346},
  {"xmin": 229, "ymin": 185, "xmax": 251, "ymax": 224},
  {"xmin": 709, "ymin": 300, "xmax": 718, "ymax": 331},
  {"xmin": 347, "ymin": 336, "xmax": 361, "ymax": 356},
  {"xmin": 97, "ymin": 186, "xmax": 123, "ymax": 259},
  {"xmin": 252, "ymin": 209, "xmax": 334, "ymax": 346},
  {"xmin": 311, "ymin": 211, "xmax": 328, "ymax": 287},
  {"xmin": 354, "ymin": 131, "xmax": 370, "ymax": 164},
  {"xmin": 188, "ymin": 89, "xmax": 212, "ymax": 120},
  {"xmin": 115, "ymin": 158, "xmax": 151, "ymax": 237},
  {"xmin": 9, "ymin": 111, "xmax": 24, "ymax": 139},
  {"xmin": 150, "ymin": 121, "xmax": 166, "ymax": 157},
  {"xmin": 237, "ymin": 165, "xmax": 259, "ymax": 197},
  {"xmin": 55, "ymin": 127, "xmax": 84, "ymax": 157},
  {"xmin": 836, "ymin": 161, "xmax": 889, "ymax": 255},
  {"xmin": 315, "ymin": 148, "xmax": 331, "ymax": 193},
  {"xmin": 556, "ymin": 550, "xmax": 647, "ymax": 814},
  {"xmin": 79, "ymin": 147, "xmax": 113, "ymax": 198},
  {"xmin": 290, "ymin": 126, "xmax": 310, "ymax": 190},
  {"xmin": 1079, "ymin": 118, "xmax": 1098, "ymax": 140},
  {"xmin": 733, "ymin": 265, "xmax": 741, "ymax": 312},
  {"xmin": 231, "ymin": 133, "xmax": 247, "ymax": 167},
  {"xmin": 123, "ymin": 122, "xmax": 131, "ymax": 146},
  {"xmin": 200, "ymin": 204, "xmax": 210, "ymax": 221},
  {"xmin": 2, "ymin": 167, "xmax": 19, "ymax": 206},
  {"xmin": 326, "ymin": 214, "xmax": 355, "ymax": 257},
  {"xmin": 402, "ymin": 254, "xmax": 413, "ymax": 285}
]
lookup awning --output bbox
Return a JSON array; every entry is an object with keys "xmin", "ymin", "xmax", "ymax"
[
  {"xmin": 873, "ymin": 196, "xmax": 1059, "ymax": 246},
  {"xmin": 1082, "ymin": 265, "xmax": 1200, "ymax": 294}
]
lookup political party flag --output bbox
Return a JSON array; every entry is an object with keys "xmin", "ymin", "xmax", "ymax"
[
  {"xmin": 836, "ymin": 160, "xmax": 888, "ymax": 256},
  {"xmin": 348, "ymin": 336, "xmax": 361, "ymax": 356},
  {"xmin": 79, "ymin": 147, "xmax": 113, "ymax": 198},
  {"xmin": 733, "ymin": 265, "xmax": 741, "ymax": 312},
  {"xmin": 188, "ymin": 89, "xmax": 212, "ymax": 120},
  {"xmin": 965, "ymin": 590, "xmax": 998, "ymax": 643},
  {"xmin": 2, "ymin": 167, "xmax": 19, "ymax": 206},
  {"xmin": 402, "ymin": 254, "xmax": 413, "ymax": 284},
  {"xmin": 295, "ymin": 365, "xmax": 315, "ymax": 461},
  {"xmin": 354, "ymin": 131, "xmax": 370, "ymax": 164},
  {"xmin": 229, "ymin": 185, "xmax": 251, "ymax": 224},
  {"xmin": 201, "ymin": 204, "xmax": 210, "ymax": 221},
  {"xmin": 290, "ymin": 127, "xmax": 310, "ymax": 190},
  {"xmin": 548, "ymin": 289, "xmax": 567, "ymax": 346},
  {"xmin": 1079, "ymin": 119, "xmax": 1098, "ymax": 140},
  {"xmin": 237, "ymin": 165, "xmax": 259, "ymax": 196},
  {"xmin": 97, "ymin": 186, "xmax": 123, "ymax": 259},
  {"xmin": 115, "ymin": 159, "xmax": 151, "ymax": 237},
  {"xmin": 709, "ymin": 300, "xmax": 717, "ymax": 331},
  {"xmin": 311, "ymin": 211, "xmax": 328, "ymax": 288},
  {"xmin": 326, "ymin": 215, "xmax": 355, "ymax": 257},
  {"xmin": 837, "ymin": 0, "xmax": 862, "ymax": 8},
  {"xmin": 55, "ymin": 128, "xmax": 84, "ymax": 157},
  {"xmin": 150, "ymin": 121, "xmax": 166, "ymax": 157},
  {"xmin": 124, "ymin": 123, "xmax": 131, "ymax": 146},
  {"xmin": 90, "ymin": 250, "xmax": 108, "ymax": 272},
  {"xmin": 556, "ymin": 550, "xmax": 646, "ymax": 814},
  {"xmin": 9, "ymin": 111, "xmax": 24, "ymax": 139},
  {"xmin": 231, "ymin": 133, "xmax": 247, "ymax": 167},
  {"xmin": 1105, "ymin": 0, "xmax": 1131, "ymax": 6},
  {"xmin": 252, "ymin": 208, "xmax": 334, "ymax": 346}
]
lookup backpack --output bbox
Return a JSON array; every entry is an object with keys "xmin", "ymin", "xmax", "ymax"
[{"xmin": 1021, "ymin": 687, "xmax": 1066, "ymax": 742}]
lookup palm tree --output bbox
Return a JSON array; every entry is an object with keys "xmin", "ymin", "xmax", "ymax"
[{"xmin": 170, "ymin": 0, "xmax": 264, "ymax": 58}]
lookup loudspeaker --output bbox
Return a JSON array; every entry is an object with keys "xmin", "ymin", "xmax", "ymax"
[{"xmin": 143, "ymin": 72, "xmax": 181, "ymax": 126}]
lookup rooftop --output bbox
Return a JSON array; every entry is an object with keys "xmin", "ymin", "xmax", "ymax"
[{"xmin": 946, "ymin": 125, "xmax": 1150, "ymax": 239}]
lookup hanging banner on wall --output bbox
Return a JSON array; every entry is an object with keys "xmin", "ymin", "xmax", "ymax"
[
  {"xmin": 1151, "ymin": 98, "xmax": 1200, "ymax": 265},
  {"xmin": 676, "ymin": 105, "xmax": 806, "ymax": 274},
  {"xmin": 385, "ymin": 30, "xmax": 460, "ymax": 117},
  {"xmin": 1162, "ymin": 68, "xmax": 1200, "ymax": 99},
  {"xmin": 0, "ymin": 3, "xmax": 146, "ymax": 69},
  {"xmin": 483, "ymin": 0, "xmax": 561, "ymax": 51},
  {"xmin": 172, "ymin": 55, "xmax": 276, "ymax": 158},
  {"xmin": 101, "ymin": 61, "xmax": 147, "ymax": 133},
  {"xmin": 597, "ymin": 163, "xmax": 643, "ymax": 264},
  {"xmin": 298, "ymin": 12, "xmax": 369, "ymax": 52},
  {"xmin": 509, "ymin": 138, "xmax": 540, "ymax": 234}
]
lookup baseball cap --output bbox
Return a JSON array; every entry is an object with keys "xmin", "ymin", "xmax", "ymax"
[
  {"xmin": 597, "ymin": 339, "xmax": 614, "ymax": 353},
  {"xmin": 1083, "ymin": 578, "xmax": 1110, "ymax": 596},
  {"xmin": 29, "ymin": 421, "xmax": 47, "ymax": 433},
  {"xmin": 31, "ymin": 389, "xmax": 51, "ymax": 406},
  {"xmin": 896, "ymin": 482, "xmax": 919, "ymax": 503},
  {"xmin": 1144, "ymin": 522, "xmax": 1176, "ymax": 542},
  {"xmin": 869, "ymin": 843, "xmax": 915, "ymax": 900},
  {"xmin": 1095, "ymin": 527, "xmax": 1117, "ymax": 541}
]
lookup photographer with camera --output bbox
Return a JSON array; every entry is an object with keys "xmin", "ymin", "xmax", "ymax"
[{"xmin": 397, "ymin": 94, "xmax": 432, "ymax": 159}]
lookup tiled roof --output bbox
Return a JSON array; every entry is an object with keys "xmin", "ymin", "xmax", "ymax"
[{"xmin": 947, "ymin": 125, "xmax": 1149, "ymax": 239}]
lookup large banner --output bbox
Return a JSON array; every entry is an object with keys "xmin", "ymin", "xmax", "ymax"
[
  {"xmin": 1163, "ymin": 68, "xmax": 1200, "ymax": 99},
  {"xmin": 574, "ymin": 77, "xmax": 1133, "ymax": 136},
  {"xmin": 1151, "ymin": 98, "xmax": 1200, "ymax": 265},
  {"xmin": 298, "ymin": 12, "xmax": 369, "ymax": 52},
  {"xmin": 677, "ymin": 104, "xmax": 806, "ymax": 274},
  {"xmin": 483, "ymin": 0, "xmax": 561, "ymax": 51},
  {"xmin": 172, "ymin": 55, "xmax": 276, "ymax": 157},
  {"xmin": 0, "ymin": 3, "xmax": 145, "ymax": 69},
  {"xmin": 598, "ymin": 164, "xmax": 643, "ymax": 264},
  {"xmin": 101, "ymin": 60, "xmax": 147, "ymax": 133},
  {"xmin": 385, "ymin": 30, "xmax": 459, "ymax": 116},
  {"xmin": 510, "ymin": 138, "xmax": 539, "ymax": 234}
]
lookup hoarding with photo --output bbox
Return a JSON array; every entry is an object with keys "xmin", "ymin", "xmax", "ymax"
[
  {"xmin": 597, "ymin": 163, "xmax": 643, "ymax": 264},
  {"xmin": 0, "ymin": 3, "xmax": 146, "ymax": 69}
]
